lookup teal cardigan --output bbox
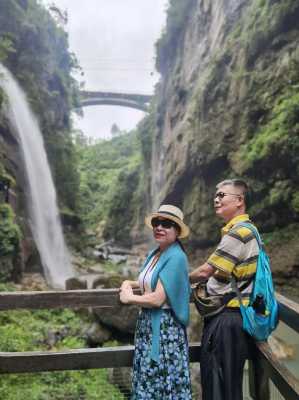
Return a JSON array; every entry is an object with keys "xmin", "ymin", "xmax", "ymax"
[{"xmin": 140, "ymin": 241, "xmax": 190, "ymax": 362}]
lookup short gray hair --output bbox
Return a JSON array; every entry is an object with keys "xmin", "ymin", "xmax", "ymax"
[{"xmin": 216, "ymin": 179, "xmax": 250, "ymax": 204}]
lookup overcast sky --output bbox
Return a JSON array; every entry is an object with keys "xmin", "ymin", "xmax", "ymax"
[{"xmin": 48, "ymin": 0, "xmax": 168, "ymax": 139}]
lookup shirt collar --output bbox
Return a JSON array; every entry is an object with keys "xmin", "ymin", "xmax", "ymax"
[{"xmin": 221, "ymin": 214, "xmax": 250, "ymax": 236}]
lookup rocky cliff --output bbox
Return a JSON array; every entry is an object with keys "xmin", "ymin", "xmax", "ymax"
[
  {"xmin": 143, "ymin": 0, "xmax": 299, "ymax": 282},
  {"xmin": 0, "ymin": 0, "xmax": 80, "ymax": 280}
]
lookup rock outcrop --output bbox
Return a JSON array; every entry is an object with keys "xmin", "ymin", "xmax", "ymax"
[{"xmin": 141, "ymin": 0, "xmax": 299, "ymax": 275}]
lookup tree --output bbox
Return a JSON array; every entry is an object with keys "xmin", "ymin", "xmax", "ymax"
[{"xmin": 110, "ymin": 123, "xmax": 121, "ymax": 138}]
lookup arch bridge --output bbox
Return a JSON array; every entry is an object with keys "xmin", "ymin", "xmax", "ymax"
[{"xmin": 79, "ymin": 90, "xmax": 153, "ymax": 112}]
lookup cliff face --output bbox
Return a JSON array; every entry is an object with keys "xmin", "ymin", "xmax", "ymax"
[
  {"xmin": 147, "ymin": 0, "xmax": 299, "ymax": 278},
  {"xmin": 0, "ymin": 0, "xmax": 80, "ymax": 280}
]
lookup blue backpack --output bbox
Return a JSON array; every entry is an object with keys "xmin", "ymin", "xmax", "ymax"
[{"xmin": 232, "ymin": 222, "xmax": 279, "ymax": 341}]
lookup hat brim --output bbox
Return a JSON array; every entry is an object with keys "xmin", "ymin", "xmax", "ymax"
[{"xmin": 145, "ymin": 212, "xmax": 190, "ymax": 239}]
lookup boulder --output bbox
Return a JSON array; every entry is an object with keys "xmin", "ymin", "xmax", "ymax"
[
  {"xmin": 108, "ymin": 254, "xmax": 127, "ymax": 265},
  {"xmin": 18, "ymin": 273, "xmax": 48, "ymax": 291},
  {"xmin": 91, "ymin": 273, "xmax": 138, "ymax": 334},
  {"xmin": 93, "ymin": 305, "xmax": 139, "ymax": 335},
  {"xmin": 91, "ymin": 274, "xmax": 124, "ymax": 289},
  {"xmin": 84, "ymin": 322, "xmax": 112, "ymax": 347},
  {"xmin": 65, "ymin": 277, "xmax": 88, "ymax": 290}
]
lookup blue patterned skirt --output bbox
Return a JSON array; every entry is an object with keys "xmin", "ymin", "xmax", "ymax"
[{"xmin": 131, "ymin": 309, "xmax": 192, "ymax": 400}]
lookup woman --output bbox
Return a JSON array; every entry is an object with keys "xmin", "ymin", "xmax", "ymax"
[{"xmin": 120, "ymin": 204, "xmax": 192, "ymax": 400}]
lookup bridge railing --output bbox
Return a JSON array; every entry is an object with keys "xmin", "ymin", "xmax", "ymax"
[{"xmin": 0, "ymin": 289, "xmax": 298, "ymax": 400}]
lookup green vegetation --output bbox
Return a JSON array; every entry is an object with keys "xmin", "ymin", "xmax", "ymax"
[
  {"xmin": 239, "ymin": 91, "xmax": 299, "ymax": 170},
  {"xmin": 0, "ymin": 36, "xmax": 15, "ymax": 62},
  {"xmin": 0, "ymin": 284, "xmax": 124, "ymax": 400},
  {"xmin": 0, "ymin": 153, "xmax": 21, "ymax": 282},
  {"xmin": 0, "ymin": 204, "xmax": 21, "ymax": 257},
  {"xmin": 155, "ymin": 0, "xmax": 196, "ymax": 73},
  {"xmin": 0, "ymin": 162, "xmax": 16, "ymax": 191},
  {"xmin": 262, "ymin": 223, "xmax": 299, "ymax": 247},
  {"xmin": 0, "ymin": 370, "xmax": 124, "ymax": 400},
  {"xmin": 103, "ymin": 166, "xmax": 140, "ymax": 245},
  {"xmin": 0, "ymin": 0, "xmax": 81, "ymax": 213},
  {"xmin": 0, "ymin": 204, "xmax": 21, "ymax": 281},
  {"xmin": 238, "ymin": 0, "xmax": 299, "ymax": 66},
  {"xmin": 233, "ymin": 86, "xmax": 299, "ymax": 221},
  {"xmin": 75, "ymin": 130, "xmax": 141, "ymax": 245}
]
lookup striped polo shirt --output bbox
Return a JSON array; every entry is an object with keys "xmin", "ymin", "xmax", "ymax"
[{"xmin": 206, "ymin": 214, "xmax": 259, "ymax": 307}]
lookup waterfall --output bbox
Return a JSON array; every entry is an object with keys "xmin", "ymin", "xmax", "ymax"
[{"xmin": 0, "ymin": 64, "xmax": 74, "ymax": 288}]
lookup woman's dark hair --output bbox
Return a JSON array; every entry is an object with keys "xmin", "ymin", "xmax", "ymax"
[{"xmin": 176, "ymin": 239, "xmax": 186, "ymax": 253}]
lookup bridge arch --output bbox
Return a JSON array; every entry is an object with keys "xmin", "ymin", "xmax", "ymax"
[{"xmin": 79, "ymin": 90, "xmax": 152, "ymax": 112}]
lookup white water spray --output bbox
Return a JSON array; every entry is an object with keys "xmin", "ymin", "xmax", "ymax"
[{"xmin": 0, "ymin": 64, "xmax": 73, "ymax": 288}]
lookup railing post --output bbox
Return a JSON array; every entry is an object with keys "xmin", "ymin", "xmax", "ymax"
[{"xmin": 248, "ymin": 357, "xmax": 270, "ymax": 400}]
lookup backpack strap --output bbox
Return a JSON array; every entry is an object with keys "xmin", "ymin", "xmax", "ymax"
[
  {"xmin": 231, "ymin": 275, "xmax": 246, "ymax": 308},
  {"xmin": 235, "ymin": 222, "xmax": 263, "ymax": 248},
  {"xmin": 222, "ymin": 277, "xmax": 253, "ymax": 306},
  {"xmin": 231, "ymin": 221, "xmax": 262, "ymax": 307}
]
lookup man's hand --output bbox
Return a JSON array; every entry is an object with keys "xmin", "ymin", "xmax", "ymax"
[{"xmin": 189, "ymin": 262, "xmax": 215, "ymax": 284}]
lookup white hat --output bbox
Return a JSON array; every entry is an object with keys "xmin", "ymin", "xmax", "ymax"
[{"xmin": 145, "ymin": 204, "xmax": 190, "ymax": 239}]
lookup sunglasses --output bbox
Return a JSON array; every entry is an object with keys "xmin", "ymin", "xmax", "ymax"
[
  {"xmin": 214, "ymin": 191, "xmax": 242, "ymax": 199},
  {"xmin": 151, "ymin": 217, "xmax": 179, "ymax": 230}
]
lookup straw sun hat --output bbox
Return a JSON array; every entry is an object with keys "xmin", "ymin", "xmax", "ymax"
[{"xmin": 145, "ymin": 204, "xmax": 190, "ymax": 239}]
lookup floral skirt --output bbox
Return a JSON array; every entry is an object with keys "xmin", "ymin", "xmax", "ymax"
[{"xmin": 131, "ymin": 309, "xmax": 192, "ymax": 400}]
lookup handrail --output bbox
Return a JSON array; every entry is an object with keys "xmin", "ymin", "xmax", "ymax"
[
  {"xmin": 276, "ymin": 293, "xmax": 299, "ymax": 334},
  {"xmin": 250, "ymin": 342, "xmax": 299, "ymax": 400},
  {"xmin": 0, "ymin": 290, "xmax": 296, "ymax": 317},
  {"xmin": 0, "ymin": 288, "xmax": 121, "ymax": 310},
  {"xmin": 0, "ymin": 343, "xmax": 201, "ymax": 374},
  {"xmin": 0, "ymin": 289, "xmax": 298, "ymax": 399}
]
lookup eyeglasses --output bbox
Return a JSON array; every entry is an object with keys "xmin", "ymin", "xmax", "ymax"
[
  {"xmin": 151, "ymin": 217, "xmax": 179, "ymax": 230},
  {"xmin": 214, "ymin": 191, "xmax": 242, "ymax": 200}
]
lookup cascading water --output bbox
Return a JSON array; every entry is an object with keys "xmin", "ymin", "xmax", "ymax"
[{"xmin": 0, "ymin": 64, "xmax": 74, "ymax": 288}]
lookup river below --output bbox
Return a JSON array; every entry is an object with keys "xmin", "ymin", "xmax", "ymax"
[{"xmin": 275, "ymin": 321, "xmax": 299, "ymax": 377}]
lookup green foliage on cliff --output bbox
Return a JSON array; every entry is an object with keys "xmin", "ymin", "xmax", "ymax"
[
  {"xmin": 150, "ymin": 0, "xmax": 299, "ymax": 255},
  {"xmin": 0, "ymin": 204, "xmax": 21, "ymax": 257},
  {"xmin": 156, "ymin": 0, "xmax": 196, "ymax": 73},
  {"xmin": 46, "ymin": 132, "xmax": 80, "ymax": 212},
  {"xmin": 239, "ymin": 0, "xmax": 299, "ymax": 66},
  {"xmin": 239, "ymin": 91, "xmax": 299, "ymax": 173},
  {"xmin": 75, "ymin": 130, "xmax": 141, "ymax": 244},
  {"xmin": 0, "ymin": 203, "xmax": 21, "ymax": 282},
  {"xmin": 0, "ymin": 161, "xmax": 21, "ymax": 281},
  {"xmin": 103, "ymin": 166, "xmax": 140, "ymax": 245},
  {"xmin": 228, "ymin": 1, "xmax": 299, "ymax": 226},
  {"xmin": 139, "ymin": 108, "xmax": 155, "ymax": 169},
  {"xmin": 0, "ymin": 284, "xmax": 124, "ymax": 400},
  {"xmin": 0, "ymin": 36, "xmax": 15, "ymax": 62},
  {"xmin": 0, "ymin": 0, "xmax": 81, "ymax": 212},
  {"xmin": 0, "ymin": 162, "xmax": 16, "ymax": 188}
]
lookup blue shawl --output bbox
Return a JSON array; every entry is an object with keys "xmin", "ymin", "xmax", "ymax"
[{"xmin": 140, "ymin": 241, "xmax": 190, "ymax": 362}]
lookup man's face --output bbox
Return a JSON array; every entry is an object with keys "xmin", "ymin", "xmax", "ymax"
[{"xmin": 214, "ymin": 184, "xmax": 244, "ymax": 222}]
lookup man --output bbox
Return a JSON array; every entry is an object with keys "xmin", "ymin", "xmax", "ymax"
[{"xmin": 190, "ymin": 179, "xmax": 259, "ymax": 400}]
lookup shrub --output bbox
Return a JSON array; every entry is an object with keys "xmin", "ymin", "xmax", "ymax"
[{"xmin": 0, "ymin": 204, "xmax": 21, "ymax": 256}]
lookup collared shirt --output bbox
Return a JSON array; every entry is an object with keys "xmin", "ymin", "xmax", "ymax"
[{"xmin": 207, "ymin": 214, "xmax": 259, "ymax": 307}]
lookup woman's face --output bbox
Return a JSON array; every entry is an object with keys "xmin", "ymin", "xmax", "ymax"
[{"xmin": 152, "ymin": 217, "xmax": 179, "ymax": 249}]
